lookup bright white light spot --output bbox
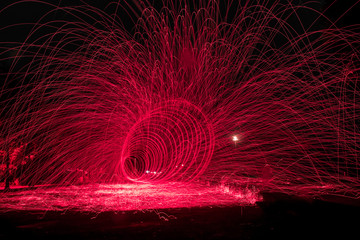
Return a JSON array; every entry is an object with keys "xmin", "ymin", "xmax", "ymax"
[
  {"xmin": 145, "ymin": 170, "xmax": 150, "ymax": 174},
  {"xmin": 232, "ymin": 135, "xmax": 239, "ymax": 142}
]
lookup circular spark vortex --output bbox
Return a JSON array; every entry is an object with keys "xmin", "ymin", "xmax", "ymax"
[{"xmin": 120, "ymin": 100, "xmax": 214, "ymax": 182}]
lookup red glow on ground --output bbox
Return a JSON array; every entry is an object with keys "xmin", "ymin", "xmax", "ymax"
[{"xmin": 0, "ymin": 182, "xmax": 261, "ymax": 212}]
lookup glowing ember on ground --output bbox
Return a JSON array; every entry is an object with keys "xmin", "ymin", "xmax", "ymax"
[{"xmin": 0, "ymin": 183, "xmax": 261, "ymax": 212}]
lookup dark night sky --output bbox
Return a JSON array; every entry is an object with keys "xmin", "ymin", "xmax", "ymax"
[
  {"xmin": 0, "ymin": 0, "xmax": 359, "ymax": 43},
  {"xmin": 0, "ymin": 0, "xmax": 359, "ymax": 84}
]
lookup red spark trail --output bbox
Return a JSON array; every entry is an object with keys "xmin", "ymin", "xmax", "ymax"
[{"xmin": 0, "ymin": 0, "xmax": 359, "ymax": 203}]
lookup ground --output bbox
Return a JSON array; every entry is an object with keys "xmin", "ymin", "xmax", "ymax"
[{"xmin": 0, "ymin": 184, "xmax": 359, "ymax": 239}]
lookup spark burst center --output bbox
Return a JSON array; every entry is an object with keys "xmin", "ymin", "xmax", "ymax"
[{"xmin": 120, "ymin": 100, "xmax": 214, "ymax": 182}]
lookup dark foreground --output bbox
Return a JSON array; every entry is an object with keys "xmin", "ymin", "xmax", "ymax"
[{"xmin": 0, "ymin": 193, "xmax": 359, "ymax": 240}]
